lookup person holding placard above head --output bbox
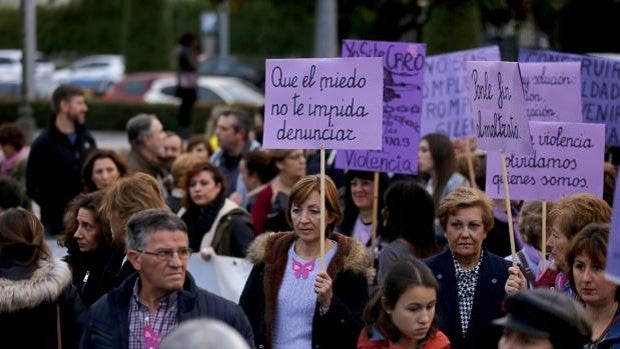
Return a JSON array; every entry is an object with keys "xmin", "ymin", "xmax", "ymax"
[
  {"xmin": 374, "ymin": 180, "xmax": 439, "ymax": 286},
  {"xmin": 359, "ymin": 260, "xmax": 450, "ymax": 349},
  {"xmin": 505, "ymin": 193, "xmax": 611, "ymax": 297},
  {"xmin": 340, "ymin": 170, "xmax": 388, "ymax": 247},
  {"xmin": 240, "ymin": 174, "xmax": 370, "ymax": 349},
  {"xmin": 251, "ymin": 149, "xmax": 306, "ymax": 235},
  {"xmin": 566, "ymin": 223, "xmax": 620, "ymax": 349},
  {"xmin": 178, "ymin": 161, "xmax": 254, "ymax": 257},
  {"xmin": 418, "ymin": 133, "xmax": 470, "ymax": 245},
  {"xmin": 424, "ymin": 186, "xmax": 511, "ymax": 349}
]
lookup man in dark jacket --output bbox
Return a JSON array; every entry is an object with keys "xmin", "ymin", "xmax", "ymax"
[
  {"xmin": 81, "ymin": 208, "xmax": 253, "ymax": 349},
  {"xmin": 27, "ymin": 85, "xmax": 96, "ymax": 235}
]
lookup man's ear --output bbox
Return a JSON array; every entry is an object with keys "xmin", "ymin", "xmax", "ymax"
[{"xmin": 126, "ymin": 250, "xmax": 142, "ymax": 271}]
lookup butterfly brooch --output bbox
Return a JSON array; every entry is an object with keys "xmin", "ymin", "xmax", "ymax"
[{"xmin": 292, "ymin": 258, "xmax": 315, "ymax": 280}]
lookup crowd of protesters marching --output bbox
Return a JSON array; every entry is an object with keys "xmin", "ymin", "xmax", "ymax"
[{"xmin": 0, "ymin": 84, "xmax": 617, "ymax": 349}]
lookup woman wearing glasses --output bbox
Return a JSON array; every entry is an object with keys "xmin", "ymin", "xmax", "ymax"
[{"xmin": 240, "ymin": 175, "xmax": 370, "ymax": 349}]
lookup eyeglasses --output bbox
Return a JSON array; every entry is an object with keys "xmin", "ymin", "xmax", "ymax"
[{"xmin": 135, "ymin": 247, "xmax": 193, "ymax": 261}]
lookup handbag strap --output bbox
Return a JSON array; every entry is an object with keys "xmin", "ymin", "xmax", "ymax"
[{"xmin": 517, "ymin": 250, "xmax": 536, "ymax": 284}]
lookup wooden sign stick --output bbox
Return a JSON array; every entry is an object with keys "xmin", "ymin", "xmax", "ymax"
[
  {"xmin": 320, "ymin": 147, "xmax": 326, "ymax": 271},
  {"xmin": 541, "ymin": 201, "xmax": 547, "ymax": 272},
  {"xmin": 501, "ymin": 152, "xmax": 517, "ymax": 267},
  {"xmin": 465, "ymin": 139, "xmax": 477, "ymax": 189},
  {"xmin": 370, "ymin": 172, "xmax": 380, "ymax": 268}
]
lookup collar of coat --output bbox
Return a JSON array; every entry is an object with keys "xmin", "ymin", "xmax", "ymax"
[
  {"xmin": 0, "ymin": 258, "xmax": 71, "ymax": 313},
  {"xmin": 246, "ymin": 231, "xmax": 370, "ymax": 275}
]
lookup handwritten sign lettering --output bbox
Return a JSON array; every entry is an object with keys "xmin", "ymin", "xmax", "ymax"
[
  {"xmin": 335, "ymin": 40, "xmax": 426, "ymax": 174},
  {"xmin": 519, "ymin": 62, "xmax": 582, "ymax": 122},
  {"xmin": 421, "ymin": 46, "xmax": 500, "ymax": 139},
  {"xmin": 520, "ymin": 49, "xmax": 620, "ymax": 146},
  {"xmin": 467, "ymin": 61, "xmax": 534, "ymax": 155},
  {"xmin": 263, "ymin": 58, "xmax": 383, "ymax": 149},
  {"xmin": 485, "ymin": 122, "xmax": 604, "ymax": 201}
]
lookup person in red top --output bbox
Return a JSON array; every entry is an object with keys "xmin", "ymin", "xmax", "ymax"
[{"xmin": 358, "ymin": 260, "xmax": 450, "ymax": 349}]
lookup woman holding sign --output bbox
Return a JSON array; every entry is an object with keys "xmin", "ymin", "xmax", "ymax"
[
  {"xmin": 566, "ymin": 223, "xmax": 620, "ymax": 349},
  {"xmin": 240, "ymin": 175, "xmax": 370, "ymax": 349},
  {"xmin": 507, "ymin": 193, "xmax": 612, "ymax": 296},
  {"xmin": 425, "ymin": 186, "xmax": 510, "ymax": 349}
]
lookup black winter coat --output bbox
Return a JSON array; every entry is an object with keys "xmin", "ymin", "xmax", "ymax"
[
  {"xmin": 26, "ymin": 121, "xmax": 95, "ymax": 234},
  {"xmin": 0, "ymin": 258, "xmax": 87, "ymax": 349}
]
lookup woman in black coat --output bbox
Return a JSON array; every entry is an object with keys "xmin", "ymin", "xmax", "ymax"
[
  {"xmin": 0, "ymin": 208, "xmax": 86, "ymax": 349},
  {"xmin": 424, "ymin": 187, "xmax": 511, "ymax": 349},
  {"xmin": 59, "ymin": 191, "xmax": 124, "ymax": 307}
]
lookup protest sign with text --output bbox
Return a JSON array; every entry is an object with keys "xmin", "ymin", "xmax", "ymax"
[
  {"xmin": 263, "ymin": 57, "xmax": 383, "ymax": 150},
  {"xmin": 335, "ymin": 40, "xmax": 425, "ymax": 174},
  {"xmin": 520, "ymin": 62, "xmax": 582, "ymax": 122},
  {"xmin": 467, "ymin": 61, "xmax": 534, "ymax": 155},
  {"xmin": 520, "ymin": 49, "xmax": 620, "ymax": 146},
  {"xmin": 486, "ymin": 121, "xmax": 604, "ymax": 202},
  {"xmin": 421, "ymin": 46, "xmax": 500, "ymax": 139}
]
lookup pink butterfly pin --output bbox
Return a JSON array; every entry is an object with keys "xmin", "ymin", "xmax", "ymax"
[{"xmin": 292, "ymin": 258, "xmax": 315, "ymax": 279}]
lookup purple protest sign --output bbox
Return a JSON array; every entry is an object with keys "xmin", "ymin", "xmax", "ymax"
[
  {"xmin": 335, "ymin": 40, "xmax": 426, "ymax": 174},
  {"xmin": 467, "ymin": 61, "xmax": 534, "ymax": 155},
  {"xmin": 262, "ymin": 57, "xmax": 383, "ymax": 150},
  {"xmin": 485, "ymin": 121, "xmax": 605, "ymax": 202},
  {"xmin": 606, "ymin": 172, "xmax": 620, "ymax": 284},
  {"xmin": 520, "ymin": 62, "xmax": 582, "ymax": 122},
  {"xmin": 421, "ymin": 46, "xmax": 500, "ymax": 139},
  {"xmin": 520, "ymin": 49, "xmax": 620, "ymax": 146}
]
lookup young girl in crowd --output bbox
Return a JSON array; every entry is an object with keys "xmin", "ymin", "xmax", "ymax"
[{"xmin": 358, "ymin": 260, "xmax": 450, "ymax": 349}]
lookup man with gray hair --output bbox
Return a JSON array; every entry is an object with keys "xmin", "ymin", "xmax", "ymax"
[
  {"xmin": 126, "ymin": 113, "xmax": 167, "ymax": 181},
  {"xmin": 82, "ymin": 209, "xmax": 254, "ymax": 348},
  {"xmin": 210, "ymin": 108, "xmax": 260, "ymax": 203},
  {"xmin": 160, "ymin": 319, "xmax": 250, "ymax": 349}
]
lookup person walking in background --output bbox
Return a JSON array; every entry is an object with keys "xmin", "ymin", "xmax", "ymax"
[
  {"xmin": 82, "ymin": 209, "xmax": 253, "ymax": 348},
  {"xmin": 358, "ymin": 260, "xmax": 450, "ymax": 349},
  {"xmin": 0, "ymin": 208, "xmax": 86, "ymax": 349},
  {"xmin": 175, "ymin": 31, "xmax": 202, "ymax": 139},
  {"xmin": 27, "ymin": 85, "xmax": 96, "ymax": 236}
]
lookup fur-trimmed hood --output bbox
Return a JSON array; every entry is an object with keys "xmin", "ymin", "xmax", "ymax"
[
  {"xmin": 0, "ymin": 258, "xmax": 72, "ymax": 313},
  {"xmin": 246, "ymin": 231, "xmax": 370, "ymax": 275}
]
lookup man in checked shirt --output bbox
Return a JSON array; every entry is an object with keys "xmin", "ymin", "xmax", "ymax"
[{"xmin": 81, "ymin": 208, "xmax": 253, "ymax": 349}]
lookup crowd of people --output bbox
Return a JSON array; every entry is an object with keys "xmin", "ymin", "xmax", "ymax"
[{"xmin": 0, "ymin": 83, "xmax": 617, "ymax": 349}]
